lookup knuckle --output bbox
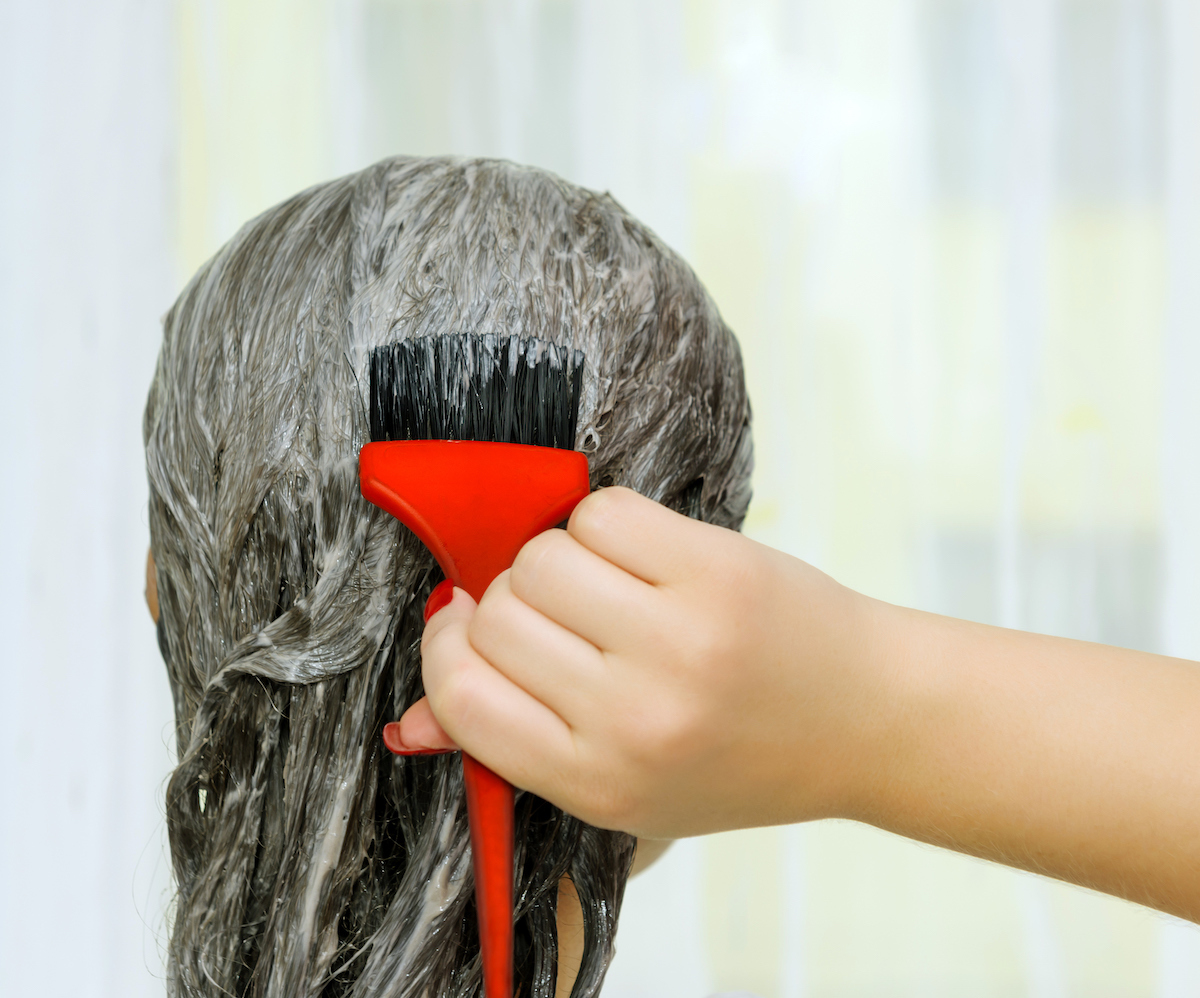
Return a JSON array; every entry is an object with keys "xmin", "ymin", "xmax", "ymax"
[
  {"xmin": 468, "ymin": 590, "xmax": 504, "ymax": 638},
  {"xmin": 419, "ymin": 619, "xmax": 450, "ymax": 663},
  {"xmin": 425, "ymin": 645, "xmax": 476, "ymax": 720},
  {"xmin": 667, "ymin": 591, "xmax": 737, "ymax": 667},
  {"xmin": 644, "ymin": 703, "xmax": 704, "ymax": 765},
  {"xmin": 510, "ymin": 529, "xmax": 563, "ymax": 596},
  {"xmin": 569, "ymin": 486, "xmax": 623, "ymax": 538},
  {"xmin": 466, "ymin": 593, "xmax": 517, "ymax": 662},
  {"xmin": 612, "ymin": 693, "xmax": 703, "ymax": 778},
  {"xmin": 578, "ymin": 775, "xmax": 641, "ymax": 831}
]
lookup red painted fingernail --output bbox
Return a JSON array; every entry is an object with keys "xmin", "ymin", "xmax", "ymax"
[
  {"xmin": 382, "ymin": 721, "xmax": 455, "ymax": 757},
  {"xmin": 382, "ymin": 721, "xmax": 407, "ymax": 754},
  {"xmin": 392, "ymin": 747, "xmax": 456, "ymax": 756},
  {"xmin": 423, "ymin": 579, "xmax": 456, "ymax": 622}
]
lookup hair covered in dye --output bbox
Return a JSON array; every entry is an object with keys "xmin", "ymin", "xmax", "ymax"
[{"xmin": 144, "ymin": 156, "xmax": 753, "ymax": 997}]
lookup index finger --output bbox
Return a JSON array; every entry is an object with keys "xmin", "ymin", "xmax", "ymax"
[{"xmin": 566, "ymin": 486, "xmax": 717, "ymax": 586}]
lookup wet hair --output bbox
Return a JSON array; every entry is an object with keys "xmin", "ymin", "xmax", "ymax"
[{"xmin": 144, "ymin": 156, "xmax": 753, "ymax": 997}]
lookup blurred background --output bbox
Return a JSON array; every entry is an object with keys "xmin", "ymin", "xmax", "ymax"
[{"xmin": 3, "ymin": 0, "xmax": 1200, "ymax": 995}]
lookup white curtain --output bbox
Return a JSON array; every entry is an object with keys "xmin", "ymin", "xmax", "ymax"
[
  {"xmin": 3, "ymin": 1, "xmax": 1199, "ymax": 995},
  {"xmin": 0, "ymin": 2, "xmax": 177, "ymax": 997}
]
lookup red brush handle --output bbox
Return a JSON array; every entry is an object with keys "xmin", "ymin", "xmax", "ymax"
[
  {"xmin": 360, "ymin": 440, "xmax": 590, "ymax": 998},
  {"xmin": 463, "ymin": 755, "xmax": 515, "ymax": 994}
]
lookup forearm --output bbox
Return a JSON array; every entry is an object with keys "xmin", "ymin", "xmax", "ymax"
[{"xmin": 856, "ymin": 599, "xmax": 1200, "ymax": 920}]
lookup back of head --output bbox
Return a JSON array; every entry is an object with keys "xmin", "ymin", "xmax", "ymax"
[{"xmin": 144, "ymin": 156, "xmax": 752, "ymax": 997}]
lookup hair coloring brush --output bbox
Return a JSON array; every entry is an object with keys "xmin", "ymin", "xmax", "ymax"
[{"xmin": 359, "ymin": 334, "xmax": 590, "ymax": 998}]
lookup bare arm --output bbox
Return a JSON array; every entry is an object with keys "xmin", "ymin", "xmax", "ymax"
[{"xmin": 858, "ymin": 602, "xmax": 1200, "ymax": 919}]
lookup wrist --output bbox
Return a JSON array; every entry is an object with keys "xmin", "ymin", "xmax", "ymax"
[
  {"xmin": 760, "ymin": 553, "xmax": 918, "ymax": 827},
  {"xmin": 828, "ymin": 594, "xmax": 933, "ymax": 827},
  {"xmin": 843, "ymin": 604, "xmax": 1010, "ymax": 845}
]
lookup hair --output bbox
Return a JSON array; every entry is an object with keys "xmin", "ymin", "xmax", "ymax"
[{"xmin": 144, "ymin": 156, "xmax": 753, "ymax": 998}]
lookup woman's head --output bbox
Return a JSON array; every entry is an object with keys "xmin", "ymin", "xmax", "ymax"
[{"xmin": 144, "ymin": 156, "xmax": 752, "ymax": 997}]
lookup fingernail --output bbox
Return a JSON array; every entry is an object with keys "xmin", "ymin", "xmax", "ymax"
[
  {"xmin": 423, "ymin": 579, "xmax": 456, "ymax": 622},
  {"xmin": 382, "ymin": 721, "xmax": 455, "ymax": 757},
  {"xmin": 392, "ymin": 747, "xmax": 456, "ymax": 756}
]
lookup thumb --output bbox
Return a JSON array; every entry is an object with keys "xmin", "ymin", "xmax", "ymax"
[
  {"xmin": 381, "ymin": 587, "xmax": 477, "ymax": 755},
  {"xmin": 385, "ymin": 696, "xmax": 459, "ymax": 753}
]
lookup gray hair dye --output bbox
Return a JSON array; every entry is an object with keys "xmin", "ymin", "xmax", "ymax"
[{"xmin": 144, "ymin": 156, "xmax": 753, "ymax": 997}]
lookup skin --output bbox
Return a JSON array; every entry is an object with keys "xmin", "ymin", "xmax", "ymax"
[
  {"xmin": 145, "ymin": 551, "xmax": 657, "ymax": 996},
  {"xmin": 398, "ymin": 486, "xmax": 1200, "ymax": 923}
]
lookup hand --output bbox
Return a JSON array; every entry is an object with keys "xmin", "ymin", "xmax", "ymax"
[
  {"xmin": 394, "ymin": 487, "xmax": 896, "ymax": 838},
  {"xmin": 394, "ymin": 487, "xmax": 1200, "ymax": 921}
]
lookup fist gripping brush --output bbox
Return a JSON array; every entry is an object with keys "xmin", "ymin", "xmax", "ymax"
[{"xmin": 359, "ymin": 334, "xmax": 590, "ymax": 998}]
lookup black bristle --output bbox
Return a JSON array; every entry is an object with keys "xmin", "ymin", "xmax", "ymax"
[{"xmin": 368, "ymin": 335, "xmax": 586, "ymax": 449}]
